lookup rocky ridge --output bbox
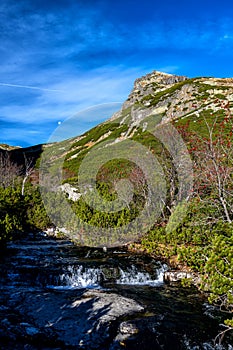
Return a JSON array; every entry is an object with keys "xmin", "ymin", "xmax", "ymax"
[
  {"xmin": 123, "ymin": 70, "xmax": 188, "ymax": 108},
  {"xmin": 117, "ymin": 71, "xmax": 233, "ymax": 127}
]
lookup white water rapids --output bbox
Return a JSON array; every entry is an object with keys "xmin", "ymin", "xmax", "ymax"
[{"xmin": 54, "ymin": 263, "xmax": 168, "ymax": 289}]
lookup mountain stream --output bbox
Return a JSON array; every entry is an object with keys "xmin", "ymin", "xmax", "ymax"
[{"xmin": 0, "ymin": 233, "xmax": 232, "ymax": 349}]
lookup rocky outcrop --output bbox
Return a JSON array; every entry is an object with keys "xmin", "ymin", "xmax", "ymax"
[
  {"xmin": 59, "ymin": 182, "xmax": 81, "ymax": 201},
  {"xmin": 134, "ymin": 70, "xmax": 187, "ymax": 89},
  {"xmin": 123, "ymin": 71, "xmax": 187, "ymax": 109},
  {"xmin": 16, "ymin": 289, "xmax": 144, "ymax": 349},
  {"xmin": 164, "ymin": 270, "xmax": 201, "ymax": 285},
  {"xmin": 119, "ymin": 71, "xmax": 233, "ymax": 130}
]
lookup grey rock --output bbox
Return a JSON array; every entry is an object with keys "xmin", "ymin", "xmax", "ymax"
[
  {"xmin": 58, "ymin": 183, "xmax": 81, "ymax": 201},
  {"xmin": 25, "ymin": 326, "xmax": 40, "ymax": 336},
  {"xmin": 17, "ymin": 289, "xmax": 144, "ymax": 348},
  {"xmin": 164, "ymin": 270, "xmax": 197, "ymax": 282},
  {"xmin": 20, "ymin": 322, "xmax": 32, "ymax": 327},
  {"xmin": 111, "ymin": 316, "xmax": 164, "ymax": 350},
  {"xmin": 1, "ymin": 318, "xmax": 10, "ymax": 326},
  {"xmin": 0, "ymin": 305, "xmax": 9, "ymax": 311},
  {"xmin": 23, "ymin": 345, "xmax": 38, "ymax": 350},
  {"xmin": 119, "ymin": 321, "xmax": 139, "ymax": 334},
  {"xmin": 123, "ymin": 71, "xmax": 187, "ymax": 109}
]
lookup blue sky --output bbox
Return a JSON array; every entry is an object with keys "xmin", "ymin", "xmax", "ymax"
[{"xmin": 1, "ymin": 0, "xmax": 233, "ymax": 147}]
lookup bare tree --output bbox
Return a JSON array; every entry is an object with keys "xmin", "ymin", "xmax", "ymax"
[
  {"xmin": 0, "ymin": 152, "xmax": 22, "ymax": 188},
  {"xmin": 21, "ymin": 153, "xmax": 34, "ymax": 196},
  {"xmin": 192, "ymin": 115, "xmax": 233, "ymax": 223}
]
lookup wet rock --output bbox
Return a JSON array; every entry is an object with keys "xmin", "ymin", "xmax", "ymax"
[
  {"xmin": 112, "ymin": 318, "xmax": 163, "ymax": 350},
  {"xmin": 119, "ymin": 321, "xmax": 139, "ymax": 335},
  {"xmin": 16, "ymin": 289, "xmax": 144, "ymax": 349},
  {"xmin": 23, "ymin": 345, "xmax": 38, "ymax": 350},
  {"xmin": 25, "ymin": 326, "xmax": 40, "ymax": 336},
  {"xmin": 1, "ymin": 318, "xmax": 10, "ymax": 327},
  {"xmin": 0, "ymin": 305, "xmax": 9, "ymax": 311},
  {"xmin": 7, "ymin": 292, "xmax": 24, "ymax": 308}
]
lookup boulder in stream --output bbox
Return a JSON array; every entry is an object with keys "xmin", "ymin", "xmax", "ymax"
[{"xmin": 16, "ymin": 289, "xmax": 144, "ymax": 349}]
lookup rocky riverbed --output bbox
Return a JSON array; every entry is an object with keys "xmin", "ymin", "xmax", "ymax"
[{"xmin": 0, "ymin": 233, "xmax": 232, "ymax": 349}]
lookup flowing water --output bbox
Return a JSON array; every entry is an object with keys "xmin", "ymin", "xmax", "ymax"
[{"xmin": 0, "ymin": 233, "xmax": 232, "ymax": 349}]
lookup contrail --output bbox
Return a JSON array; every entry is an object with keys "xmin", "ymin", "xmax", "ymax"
[{"xmin": 0, "ymin": 82, "xmax": 64, "ymax": 92}]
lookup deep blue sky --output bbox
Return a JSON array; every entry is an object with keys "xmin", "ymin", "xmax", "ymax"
[{"xmin": 1, "ymin": 0, "xmax": 233, "ymax": 147}]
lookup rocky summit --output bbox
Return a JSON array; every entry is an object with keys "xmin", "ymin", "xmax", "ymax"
[
  {"xmin": 123, "ymin": 70, "xmax": 188, "ymax": 108},
  {"xmin": 120, "ymin": 70, "xmax": 233, "ymax": 124}
]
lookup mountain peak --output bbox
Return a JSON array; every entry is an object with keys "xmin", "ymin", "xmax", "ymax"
[
  {"xmin": 134, "ymin": 70, "xmax": 188, "ymax": 89},
  {"xmin": 123, "ymin": 71, "xmax": 188, "ymax": 109}
]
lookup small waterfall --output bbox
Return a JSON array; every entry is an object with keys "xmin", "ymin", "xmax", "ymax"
[
  {"xmin": 58, "ymin": 265, "xmax": 103, "ymax": 289},
  {"xmin": 116, "ymin": 263, "xmax": 168, "ymax": 286},
  {"xmin": 53, "ymin": 263, "xmax": 168, "ymax": 289}
]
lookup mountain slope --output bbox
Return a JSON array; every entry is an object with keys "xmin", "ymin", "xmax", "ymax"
[
  {"xmin": 5, "ymin": 70, "xmax": 233, "ymax": 183},
  {"xmin": 58, "ymin": 71, "xmax": 233, "ymax": 183},
  {"xmin": 4, "ymin": 70, "xmax": 232, "ymax": 222},
  {"xmin": 34, "ymin": 72, "xmax": 232, "ymax": 245},
  {"xmin": 1, "ymin": 71, "xmax": 233, "ymax": 331}
]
